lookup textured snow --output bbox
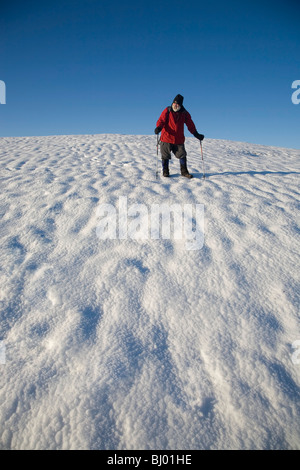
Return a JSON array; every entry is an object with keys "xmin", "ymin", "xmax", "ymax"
[{"xmin": 0, "ymin": 133, "xmax": 299, "ymax": 450}]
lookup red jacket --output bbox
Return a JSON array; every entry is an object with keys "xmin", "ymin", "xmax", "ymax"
[{"xmin": 156, "ymin": 106, "xmax": 196, "ymax": 144}]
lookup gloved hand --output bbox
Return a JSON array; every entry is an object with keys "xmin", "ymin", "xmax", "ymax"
[
  {"xmin": 154, "ymin": 127, "xmax": 162, "ymax": 135},
  {"xmin": 193, "ymin": 131, "xmax": 204, "ymax": 141}
]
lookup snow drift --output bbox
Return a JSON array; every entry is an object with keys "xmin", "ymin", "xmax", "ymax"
[{"xmin": 0, "ymin": 133, "xmax": 299, "ymax": 450}]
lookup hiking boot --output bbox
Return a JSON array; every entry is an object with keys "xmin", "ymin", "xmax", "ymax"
[
  {"xmin": 162, "ymin": 160, "xmax": 170, "ymax": 177},
  {"xmin": 180, "ymin": 165, "xmax": 193, "ymax": 178},
  {"xmin": 180, "ymin": 157, "xmax": 193, "ymax": 178}
]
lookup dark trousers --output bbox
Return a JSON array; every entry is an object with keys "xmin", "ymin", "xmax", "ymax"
[{"xmin": 160, "ymin": 142, "xmax": 187, "ymax": 160}]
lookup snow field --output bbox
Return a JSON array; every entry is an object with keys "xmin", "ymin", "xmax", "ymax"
[{"xmin": 0, "ymin": 134, "xmax": 299, "ymax": 449}]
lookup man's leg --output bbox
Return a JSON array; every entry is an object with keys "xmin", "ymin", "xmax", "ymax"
[
  {"xmin": 174, "ymin": 145, "xmax": 193, "ymax": 178},
  {"xmin": 160, "ymin": 142, "xmax": 171, "ymax": 177}
]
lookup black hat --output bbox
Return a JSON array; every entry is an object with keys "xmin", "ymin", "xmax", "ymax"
[{"xmin": 173, "ymin": 94, "xmax": 184, "ymax": 106}]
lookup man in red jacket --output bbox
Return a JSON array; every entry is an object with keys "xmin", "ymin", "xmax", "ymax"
[{"xmin": 155, "ymin": 94, "xmax": 204, "ymax": 178}]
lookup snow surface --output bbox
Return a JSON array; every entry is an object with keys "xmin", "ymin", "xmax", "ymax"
[{"xmin": 0, "ymin": 133, "xmax": 299, "ymax": 450}]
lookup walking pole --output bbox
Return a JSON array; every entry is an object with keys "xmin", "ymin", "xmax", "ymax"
[
  {"xmin": 200, "ymin": 141, "xmax": 206, "ymax": 179},
  {"xmin": 156, "ymin": 134, "xmax": 160, "ymax": 179}
]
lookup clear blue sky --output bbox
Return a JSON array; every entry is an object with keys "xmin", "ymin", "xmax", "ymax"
[{"xmin": 1, "ymin": 0, "xmax": 299, "ymax": 148}]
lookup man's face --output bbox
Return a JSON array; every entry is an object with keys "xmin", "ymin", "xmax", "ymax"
[{"xmin": 172, "ymin": 102, "xmax": 181, "ymax": 112}]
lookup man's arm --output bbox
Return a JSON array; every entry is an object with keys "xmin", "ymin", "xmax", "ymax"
[
  {"xmin": 185, "ymin": 112, "xmax": 204, "ymax": 140},
  {"xmin": 155, "ymin": 108, "xmax": 168, "ymax": 134}
]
